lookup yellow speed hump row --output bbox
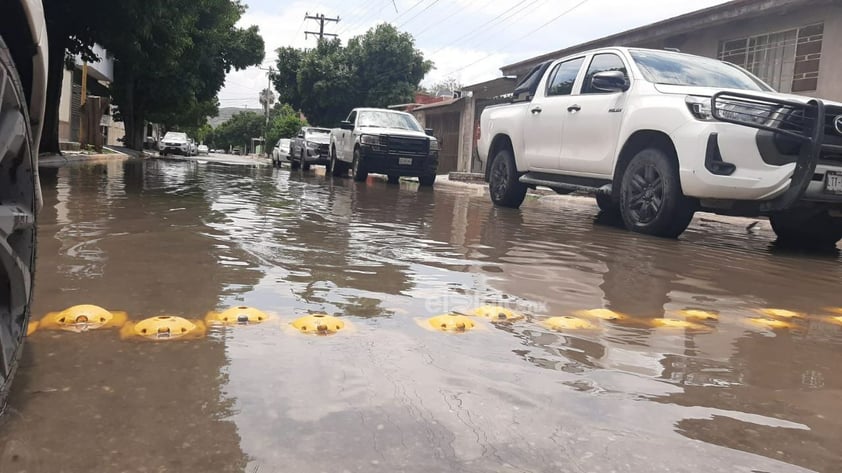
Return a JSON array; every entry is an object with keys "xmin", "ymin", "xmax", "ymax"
[
  {"xmin": 26, "ymin": 304, "xmax": 842, "ymax": 340},
  {"xmin": 27, "ymin": 305, "xmax": 352, "ymax": 341}
]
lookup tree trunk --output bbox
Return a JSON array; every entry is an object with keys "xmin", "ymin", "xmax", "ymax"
[
  {"xmin": 117, "ymin": 72, "xmax": 145, "ymax": 151},
  {"xmin": 39, "ymin": 33, "xmax": 68, "ymax": 154}
]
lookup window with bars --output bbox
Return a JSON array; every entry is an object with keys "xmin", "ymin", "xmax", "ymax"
[{"xmin": 718, "ymin": 23, "xmax": 823, "ymax": 93}]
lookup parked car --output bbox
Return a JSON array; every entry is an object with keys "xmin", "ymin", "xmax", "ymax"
[
  {"xmin": 478, "ymin": 47, "xmax": 842, "ymax": 247},
  {"xmin": 330, "ymin": 108, "xmax": 439, "ymax": 186},
  {"xmin": 160, "ymin": 132, "xmax": 192, "ymax": 156},
  {"xmin": 290, "ymin": 127, "xmax": 331, "ymax": 171},
  {"xmin": 232, "ymin": 146, "xmax": 242, "ymax": 155},
  {"xmin": 272, "ymin": 138, "xmax": 291, "ymax": 168},
  {"xmin": 0, "ymin": 0, "xmax": 48, "ymax": 410},
  {"xmin": 197, "ymin": 144, "xmax": 209, "ymax": 155},
  {"xmin": 188, "ymin": 139, "xmax": 198, "ymax": 156}
]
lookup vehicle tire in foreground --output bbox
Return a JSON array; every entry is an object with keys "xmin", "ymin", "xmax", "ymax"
[
  {"xmin": 352, "ymin": 149, "xmax": 368, "ymax": 182},
  {"xmin": 619, "ymin": 148, "xmax": 694, "ymax": 238},
  {"xmin": 488, "ymin": 149, "xmax": 527, "ymax": 208},
  {"xmin": 387, "ymin": 175, "xmax": 400, "ymax": 184},
  {"xmin": 770, "ymin": 209, "xmax": 842, "ymax": 249},
  {"xmin": 419, "ymin": 175, "xmax": 436, "ymax": 187},
  {"xmin": 0, "ymin": 36, "xmax": 37, "ymax": 410}
]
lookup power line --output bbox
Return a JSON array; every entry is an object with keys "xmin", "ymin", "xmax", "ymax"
[
  {"xmin": 397, "ymin": 0, "xmax": 441, "ymax": 28},
  {"xmin": 430, "ymin": 0, "xmax": 533, "ymax": 55},
  {"xmin": 439, "ymin": 0, "xmax": 591, "ymax": 77},
  {"xmin": 336, "ymin": 0, "xmax": 389, "ymax": 36},
  {"xmin": 449, "ymin": 0, "xmax": 552, "ymax": 53},
  {"xmin": 410, "ymin": 0, "xmax": 492, "ymax": 38}
]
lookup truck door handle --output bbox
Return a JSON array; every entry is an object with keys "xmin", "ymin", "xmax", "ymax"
[
  {"xmin": 531, "ymin": 106, "xmax": 542, "ymax": 114},
  {"xmin": 568, "ymin": 105, "xmax": 581, "ymax": 112}
]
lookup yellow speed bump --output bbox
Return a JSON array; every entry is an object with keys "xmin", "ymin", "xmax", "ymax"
[
  {"xmin": 120, "ymin": 316, "xmax": 206, "ymax": 341},
  {"xmin": 205, "ymin": 306, "xmax": 271, "ymax": 325},
  {"xmin": 39, "ymin": 305, "xmax": 128, "ymax": 333},
  {"xmin": 542, "ymin": 316, "xmax": 596, "ymax": 331},
  {"xmin": 291, "ymin": 314, "xmax": 345, "ymax": 335},
  {"xmin": 748, "ymin": 318, "xmax": 793, "ymax": 330},
  {"xmin": 678, "ymin": 309, "xmax": 719, "ymax": 321},
  {"xmin": 651, "ymin": 319, "xmax": 708, "ymax": 330},
  {"xmin": 757, "ymin": 308, "xmax": 803, "ymax": 319},
  {"xmin": 469, "ymin": 305, "xmax": 523, "ymax": 322},
  {"xmin": 826, "ymin": 316, "xmax": 842, "ymax": 326},
  {"xmin": 574, "ymin": 308, "xmax": 627, "ymax": 321},
  {"xmin": 27, "ymin": 321, "xmax": 39, "ymax": 336},
  {"xmin": 427, "ymin": 313, "xmax": 476, "ymax": 332}
]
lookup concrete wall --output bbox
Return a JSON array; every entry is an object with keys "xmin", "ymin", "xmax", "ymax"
[
  {"xmin": 643, "ymin": 4, "xmax": 841, "ymax": 100},
  {"xmin": 58, "ymin": 69, "xmax": 73, "ymax": 141}
]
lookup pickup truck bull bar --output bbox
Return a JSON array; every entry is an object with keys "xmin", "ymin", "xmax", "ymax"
[{"xmin": 711, "ymin": 91, "xmax": 842, "ymax": 212}]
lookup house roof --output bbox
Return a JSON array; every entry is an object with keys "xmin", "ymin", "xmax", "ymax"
[
  {"xmin": 500, "ymin": 0, "xmax": 825, "ymax": 77},
  {"xmin": 412, "ymin": 97, "xmax": 463, "ymax": 112},
  {"xmin": 462, "ymin": 77, "xmax": 518, "ymax": 99}
]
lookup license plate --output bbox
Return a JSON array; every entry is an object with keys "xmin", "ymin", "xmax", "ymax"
[
  {"xmin": 825, "ymin": 171, "xmax": 842, "ymax": 194},
  {"xmin": 399, "ymin": 157, "xmax": 412, "ymax": 166}
]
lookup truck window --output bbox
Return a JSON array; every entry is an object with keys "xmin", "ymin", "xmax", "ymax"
[
  {"xmin": 582, "ymin": 54, "xmax": 628, "ymax": 94},
  {"xmin": 546, "ymin": 57, "xmax": 584, "ymax": 97},
  {"xmin": 347, "ymin": 111, "xmax": 357, "ymax": 125}
]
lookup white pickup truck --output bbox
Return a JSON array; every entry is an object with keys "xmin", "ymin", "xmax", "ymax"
[
  {"xmin": 329, "ymin": 108, "xmax": 439, "ymax": 186},
  {"xmin": 478, "ymin": 47, "xmax": 842, "ymax": 248}
]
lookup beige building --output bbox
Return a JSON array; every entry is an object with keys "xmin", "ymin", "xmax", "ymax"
[{"xmin": 502, "ymin": 0, "xmax": 839, "ymax": 101}]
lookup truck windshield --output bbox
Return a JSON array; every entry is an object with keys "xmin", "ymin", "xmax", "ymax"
[
  {"xmin": 630, "ymin": 50, "xmax": 772, "ymax": 91},
  {"xmin": 357, "ymin": 111, "xmax": 423, "ymax": 132},
  {"xmin": 307, "ymin": 128, "xmax": 331, "ymax": 135}
]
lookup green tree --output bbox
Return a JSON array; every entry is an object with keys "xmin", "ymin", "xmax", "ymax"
[
  {"xmin": 265, "ymin": 104, "xmax": 307, "ymax": 151},
  {"xmin": 40, "ymin": 0, "xmax": 264, "ymax": 151},
  {"xmin": 272, "ymin": 24, "xmax": 431, "ymax": 126},
  {"xmin": 210, "ymin": 111, "xmax": 264, "ymax": 151}
]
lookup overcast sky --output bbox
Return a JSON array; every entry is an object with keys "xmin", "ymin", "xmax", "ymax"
[{"xmin": 218, "ymin": 0, "xmax": 731, "ymax": 109}]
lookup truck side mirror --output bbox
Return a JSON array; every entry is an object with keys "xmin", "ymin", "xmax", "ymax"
[
  {"xmin": 425, "ymin": 128, "xmax": 434, "ymax": 136},
  {"xmin": 339, "ymin": 121, "xmax": 354, "ymax": 130},
  {"xmin": 591, "ymin": 71, "xmax": 630, "ymax": 93}
]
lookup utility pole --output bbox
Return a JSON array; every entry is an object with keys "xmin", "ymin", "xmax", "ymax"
[{"xmin": 304, "ymin": 13, "xmax": 340, "ymax": 41}]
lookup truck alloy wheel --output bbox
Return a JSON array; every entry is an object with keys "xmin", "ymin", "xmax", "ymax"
[
  {"xmin": 352, "ymin": 149, "xmax": 367, "ymax": 182},
  {"xmin": 619, "ymin": 148, "xmax": 694, "ymax": 238},
  {"xmin": 488, "ymin": 149, "xmax": 527, "ymax": 208}
]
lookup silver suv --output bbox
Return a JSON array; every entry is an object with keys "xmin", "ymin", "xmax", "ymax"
[{"xmin": 0, "ymin": 0, "xmax": 47, "ymax": 410}]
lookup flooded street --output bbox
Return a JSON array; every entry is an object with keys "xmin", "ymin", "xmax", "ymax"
[{"xmin": 1, "ymin": 156, "xmax": 841, "ymax": 472}]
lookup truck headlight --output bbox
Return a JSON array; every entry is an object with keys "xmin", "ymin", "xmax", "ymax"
[
  {"xmin": 360, "ymin": 135, "xmax": 380, "ymax": 145},
  {"xmin": 429, "ymin": 139, "xmax": 439, "ymax": 151},
  {"xmin": 307, "ymin": 141, "xmax": 319, "ymax": 149},
  {"xmin": 719, "ymin": 101, "xmax": 776, "ymax": 125}
]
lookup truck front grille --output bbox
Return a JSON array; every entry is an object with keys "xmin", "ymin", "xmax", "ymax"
[{"xmin": 383, "ymin": 136, "xmax": 428, "ymax": 156}]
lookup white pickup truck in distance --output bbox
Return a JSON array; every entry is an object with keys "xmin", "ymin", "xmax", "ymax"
[
  {"xmin": 478, "ymin": 47, "xmax": 842, "ymax": 248},
  {"xmin": 330, "ymin": 108, "xmax": 440, "ymax": 186}
]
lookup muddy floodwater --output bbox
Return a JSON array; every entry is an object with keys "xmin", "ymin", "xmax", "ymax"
[{"xmin": 1, "ymin": 157, "xmax": 841, "ymax": 473}]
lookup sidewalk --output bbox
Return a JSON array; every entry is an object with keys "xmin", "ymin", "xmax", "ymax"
[
  {"xmin": 38, "ymin": 146, "xmax": 145, "ymax": 167},
  {"xmin": 438, "ymin": 172, "xmax": 767, "ymax": 233}
]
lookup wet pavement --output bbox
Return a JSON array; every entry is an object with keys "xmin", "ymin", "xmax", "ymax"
[{"xmin": 1, "ymin": 156, "xmax": 841, "ymax": 472}]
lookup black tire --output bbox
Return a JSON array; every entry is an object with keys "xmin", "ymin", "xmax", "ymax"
[
  {"xmin": 488, "ymin": 149, "xmax": 527, "ymax": 208},
  {"xmin": 770, "ymin": 209, "xmax": 842, "ymax": 249},
  {"xmin": 0, "ymin": 36, "xmax": 37, "ymax": 409},
  {"xmin": 596, "ymin": 192, "xmax": 619, "ymax": 214},
  {"xmin": 619, "ymin": 148, "xmax": 694, "ymax": 238},
  {"xmin": 352, "ymin": 148, "xmax": 368, "ymax": 182},
  {"xmin": 329, "ymin": 149, "xmax": 345, "ymax": 177},
  {"xmin": 301, "ymin": 150, "xmax": 310, "ymax": 171},
  {"xmin": 419, "ymin": 175, "xmax": 436, "ymax": 187},
  {"xmin": 387, "ymin": 175, "xmax": 400, "ymax": 184}
]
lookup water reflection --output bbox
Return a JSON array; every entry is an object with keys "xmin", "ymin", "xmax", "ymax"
[{"xmin": 0, "ymin": 160, "xmax": 838, "ymax": 472}]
